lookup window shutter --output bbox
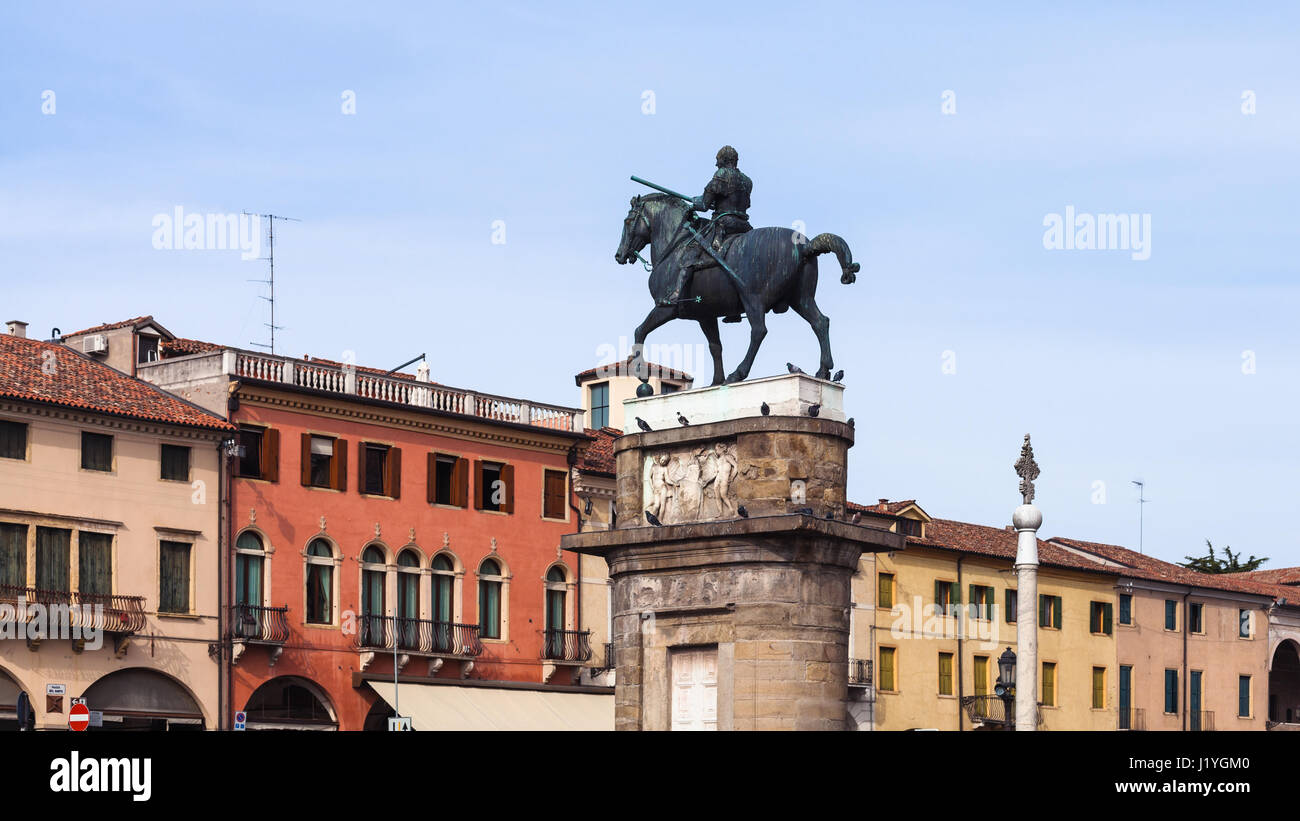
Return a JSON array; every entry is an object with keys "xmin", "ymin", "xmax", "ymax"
[
  {"xmin": 1103, "ymin": 602, "xmax": 1113, "ymax": 635},
  {"xmin": 453, "ymin": 458, "xmax": 468, "ymax": 508},
  {"xmin": 1053, "ymin": 596, "xmax": 1062, "ymax": 628},
  {"xmin": 472, "ymin": 460, "xmax": 484, "ymax": 510},
  {"xmin": 426, "ymin": 453, "xmax": 437, "ymax": 504},
  {"xmin": 934, "ymin": 580, "xmax": 943, "ymax": 616},
  {"xmin": 985, "ymin": 588, "xmax": 994, "ymax": 621},
  {"xmin": 501, "ymin": 463, "xmax": 515, "ymax": 514},
  {"xmin": 357, "ymin": 441, "xmax": 366, "ymax": 493},
  {"xmin": 262, "ymin": 428, "xmax": 280, "ymax": 483},
  {"xmin": 1038, "ymin": 595, "xmax": 1047, "ymax": 627},
  {"xmin": 388, "ymin": 447, "xmax": 401, "ymax": 499},
  {"xmin": 300, "ymin": 433, "xmax": 311, "ymax": 486},
  {"xmin": 333, "ymin": 439, "xmax": 347, "ymax": 491}
]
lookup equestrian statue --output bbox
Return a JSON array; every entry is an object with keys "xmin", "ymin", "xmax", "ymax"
[{"xmin": 614, "ymin": 145, "xmax": 860, "ymax": 390}]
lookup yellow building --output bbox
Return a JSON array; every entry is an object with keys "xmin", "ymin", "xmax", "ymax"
[{"xmin": 849, "ymin": 501, "xmax": 1119, "ymax": 731}]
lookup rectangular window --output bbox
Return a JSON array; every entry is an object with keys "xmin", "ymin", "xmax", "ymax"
[
  {"xmin": 1119, "ymin": 666, "xmax": 1133, "ymax": 729},
  {"xmin": 1119, "ymin": 593, "xmax": 1132, "ymax": 625},
  {"xmin": 1239, "ymin": 675, "xmax": 1251, "ymax": 718},
  {"xmin": 1164, "ymin": 669, "xmax": 1179, "ymax": 714},
  {"xmin": 160, "ymin": 444, "xmax": 190, "ymax": 481},
  {"xmin": 81, "ymin": 432, "xmax": 113, "ymax": 471},
  {"xmin": 429, "ymin": 453, "xmax": 468, "ymax": 507},
  {"xmin": 659, "ymin": 382, "xmax": 679, "ymax": 394},
  {"xmin": 1189, "ymin": 602, "xmax": 1204, "ymax": 634},
  {"xmin": 1039, "ymin": 594, "xmax": 1062, "ymax": 629},
  {"xmin": 363, "ymin": 443, "xmax": 389, "ymax": 495},
  {"xmin": 1239, "ymin": 609, "xmax": 1252, "ymax": 638},
  {"xmin": 1092, "ymin": 667, "xmax": 1106, "ymax": 709},
  {"xmin": 159, "ymin": 541, "xmax": 191, "ymax": 614},
  {"xmin": 236, "ymin": 426, "xmax": 279, "ymax": 481},
  {"xmin": 35, "ymin": 526, "xmax": 71, "ymax": 591},
  {"xmin": 589, "ymin": 382, "xmax": 610, "ymax": 430},
  {"xmin": 1005, "ymin": 588, "xmax": 1017, "ymax": 623},
  {"xmin": 0, "ymin": 420, "xmax": 27, "ymax": 460},
  {"xmin": 896, "ymin": 518, "xmax": 922, "ymax": 538},
  {"xmin": 934, "ymin": 580, "xmax": 958, "ymax": 616},
  {"xmin": 968, "ymin": 584, "xmax": 994, "ymax": 620},
  {"xmin": 302, "ymin": 434, "xmax": 346, "ymax": 490},
  {"xmin": 1042, "ymin": 662, "xmax": 1057, "ymax": 707},
  {"xmin": 0, "ymin": 523, "xmax": 27, "ymax": 587},
  {"xmin": 1090, "ymin": 601, "xmax": 1113, "ymax": 635},
  {"xmin": 543, "ymin": 469, "xmax": 568, "ymax": 519},
  {"xmin": 877, "ymin": 573, "xmax": 895, "ymax": 609},
  {"xmin": 77, "ymin": 532, "xmax": 113, "ymax": 596},
  {"xmin": 476, "ymin": 461, "xmax": 514, "ymax": 513},
  {"xmin": 879, "ymin": 647, "xmax": 897, "ymax": 691},
  {"xmin": 137, "ymin": 335, "xmax": 159, "ymax": 364},
  {"xmin": 973, "ymin": 655, "xmax": 989, "ymax": 697},
  {"xmin": 938, "ymin": 652, "xmax": 953, "ymax": 696},
  {"xmin": 1164, "ymin": 600, "xmax": 1178, "ymax": 631}
]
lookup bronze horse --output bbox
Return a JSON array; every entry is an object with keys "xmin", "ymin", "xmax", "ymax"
[{"xmin": 614, "ymin": 193, "xmax": 860, "ymax": 385}]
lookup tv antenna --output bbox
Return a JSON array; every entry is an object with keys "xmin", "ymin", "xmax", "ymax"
[
  {"xmin": 1131, "ymin": 480, "xmax": 1149, "ymax": 554},
  {"xmin": 243, "ymin": 211, "xmax": 300, "ymax": 355}
]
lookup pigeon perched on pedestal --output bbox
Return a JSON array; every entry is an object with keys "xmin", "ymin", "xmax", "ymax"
[
  {"xmin": 677, "ymin": 412, "xmax": 690, "ymax": 426},
  {"xmin": 760, "ymin": 401, "xmax": 770, "ymax": 416},
  {"xmin": 737, "ymin": 505, "xmax": 748, "ymax": 518},
  {"xmin": 635, "ymin": 417, "xmax": 652, "ymax": 432},
  {"xmin": 644, "ymin": 510, "xmax": 662, "ymax": 527},
  {"xmin": 832, "ymin": 369, "xmax": 844, "ymax": 382},
  {"xmin": 786, "ymin": 363, "xmax": 804, "ymax": 375},
  {"xmin": 807, "ymin": 404, "xmax": 820, "ymax": 418}
]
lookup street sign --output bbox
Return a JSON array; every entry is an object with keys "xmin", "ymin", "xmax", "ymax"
[
  {"xmin": 70, "ymin": 697, "xmax": 86, "ymax": 706},
  {"xmin": 388, "ymin": 716, "xmax": 412, "ymax": 731},
  {"xmin": 233, "ymin": 711, "xmax": 246, "ymax": 731},
  {"xmin": 46, "ymin": 684, "xmax": 66, "ymax": 696},
  {"xmin": 88, "ymin": 711, "xmax": 103, "ymax": 728},
  {"xmin": 68, "ymin": 702, "xmax": 90, "ymax": 732}
]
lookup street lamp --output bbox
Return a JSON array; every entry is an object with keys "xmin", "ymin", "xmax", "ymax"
[{"xmin": 994, "ymin": 646, "xmax": 1016, "ymax": 728}]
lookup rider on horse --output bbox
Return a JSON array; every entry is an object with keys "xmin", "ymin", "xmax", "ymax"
[{"xmin": 658, "ymin": 145, "xmax": 753, "ymax": 307}]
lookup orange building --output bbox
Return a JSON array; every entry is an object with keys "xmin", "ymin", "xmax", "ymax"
[{"xmin": 92, "ymin": 319, "xmax": 614, "ymax": 730}]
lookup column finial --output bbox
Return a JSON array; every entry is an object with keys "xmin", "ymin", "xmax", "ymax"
[{"xmin": 1014, "ymin": 433, "xmax": 1040, "ymax": 505}]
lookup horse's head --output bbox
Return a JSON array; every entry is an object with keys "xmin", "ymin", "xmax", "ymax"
[{"xmin": 615, "ymin": 195, "xmax": 652, "ymax": 265}]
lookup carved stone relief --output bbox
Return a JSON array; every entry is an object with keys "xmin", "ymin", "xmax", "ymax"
[{"xmin": 642, "ymin": 440, "xmax": 739, "ymax": 524}]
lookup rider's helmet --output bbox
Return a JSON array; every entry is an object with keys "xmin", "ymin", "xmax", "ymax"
[{"xmin": 715, "ymin": 145, "xmax": 738, "ymax": 168}]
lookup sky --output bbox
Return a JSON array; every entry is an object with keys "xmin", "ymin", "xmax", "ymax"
[{"xmin": 2, "ymin": 2, "xmax": 1297, "ymax": 567}]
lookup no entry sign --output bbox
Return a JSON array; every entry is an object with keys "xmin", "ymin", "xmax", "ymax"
[{"xmin": 68, "ymin": 702, "xmax": 90, "ymax": 732}]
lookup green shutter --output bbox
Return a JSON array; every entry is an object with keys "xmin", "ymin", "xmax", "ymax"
[
  {"xmin": 934, "ymin": 580, "xmax": 942, "ymax": 615},
  {"xmin": 1053, "ymin": 596, "xmax": 1062, "ymax": 628},
  {"xmin": 1038, "ymin": 595, "xmax": 1047, "ymax": 627},
  {"xmin": 1103, "ymin": 602, "xmax": 1113, "ymax": 635}
]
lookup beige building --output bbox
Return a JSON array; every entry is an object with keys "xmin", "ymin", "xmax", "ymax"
[
  {"xmin": 0, "ymin": 321, "xmax": 232, "ymax": 730},
  {"xmin": 575, "ymin": 357, "xmax": 691, "ymax": 432}
]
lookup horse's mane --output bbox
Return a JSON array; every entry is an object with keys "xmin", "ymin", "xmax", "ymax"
[{"xmin": 638, "ymin": 192, "xmax": 686, "ymax": 209}]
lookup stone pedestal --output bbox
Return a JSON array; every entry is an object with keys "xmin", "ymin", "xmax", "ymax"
[{"xmin": 562, "ymin": 375, "xmax": 902, "ymax": 731}]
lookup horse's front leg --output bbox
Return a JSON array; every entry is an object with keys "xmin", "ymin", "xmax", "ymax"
[
  {"xmin": 725, "ymin": 296, "xmax": 767, "ymax": 383},
  {"xmin": 696, "ymin": 316, "xmax": 725, "ymax": 386},
  {"xmin": 631, "ymin": 305, "xmax": 677, "ymax": 382}
]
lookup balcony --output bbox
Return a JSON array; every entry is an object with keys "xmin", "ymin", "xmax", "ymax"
[
  {"xmin": 356, "ymin": 615, "xmax": 483, "ymax": 677},
  {"xmin": 542, "ymin": 629, "xmax": 593, "ymax": 662},
  {"xmin": 0, "ymin": 585, "xmax": 146, "ymax": 655},
  {"xmin": 960, "ymin": 694, "xmax": 1044, "ymax": 730},
  {"xmin": 1118, "ymin": 706, "xmax": 1145, "ymax": 731},
  {"xmin": 229, "ymin": 604, "xmax": 290, "ymax": 667},
  {"xmin": 1190, "ymin": 710, "xmax": 1215, "ymax": 732},
  {"xmin": 848, "ymin": 658, "xmax": 873, "ymax": 687},
  {"xmin": 139, "ymin": 348, "xmax": 584, "ymax": 432}
]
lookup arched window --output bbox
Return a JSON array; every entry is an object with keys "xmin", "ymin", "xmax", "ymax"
[
  {"xmin": 235, "ymin": 532, "xmax": 265, "ymax": 608},
  {"xmin": 432, "ymin": 554, "xmax": 455, "ymax": 623},
  {"xmin": 544, "ymin": 566, "xmax": 568, "ymax": 657},
  {"xmin": 305, "ymin": 539, "xmax": 334, "ymax": 625},
  {"xmin": 396, "ymin": 549, "xmax": 421, "ymax": 650},
  {"xmin": 360, "ymin": 545, "xmax": 387, "ymax": 647},
  {"xmin": 478, "ymin": 559, "xmax": 503, "ymax": 639}
]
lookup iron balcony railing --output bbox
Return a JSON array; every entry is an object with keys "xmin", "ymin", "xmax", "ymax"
[
  {"xmin": 848, "ymin": 658, "xmax": 873, "ymax": 687},
  {"xmin": 960, "ymin": 695, "xmax": 1045, "ymax": 729},
  {"xmin": 230, "ymin": 603, "xmax": 290, "ymax": 644},
  {"xmin": 0, "ymin": 584, "xmax": 146, "ymax": 635},
  {"xmin": 1119, "ymin": 706, "xmax": 1146, "ymax": 730},
  {"xmin": 542, "ymin": 629, "xmax": 593, "ymax": 662},
  {"xmin": 1190, "ymin": 710, "xmax": 1215, "ymax": 732},
  {"xmin": 356, "ymin": 615, "xmax": 483, "ymax": 657},
  {"xmin": 603, "ymin": 642, "xmax": 615, "ymax": 670}
]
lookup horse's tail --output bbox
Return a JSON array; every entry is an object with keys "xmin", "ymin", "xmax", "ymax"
[{"xmin": 809, "ymin": 233, "xmax": 860, "ymax": 284}]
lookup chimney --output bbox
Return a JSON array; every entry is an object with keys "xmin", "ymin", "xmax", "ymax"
[
  {"xmin": 6, "ymin": 321, "xmax": 27, "ymax": 338},
  {"xmin": 878, "ymin": 498, "xmax": 889, "ymax": 505}
]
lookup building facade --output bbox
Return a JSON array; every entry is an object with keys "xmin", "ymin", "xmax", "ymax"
[{"xmin": 0, "ymin": 322, "xmax": 231, "ymax": 730}]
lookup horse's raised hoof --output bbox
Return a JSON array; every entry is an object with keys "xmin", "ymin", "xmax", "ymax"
[{"xmin": 840, "ymin": 271, "xmax": 857, "ymax": 285}]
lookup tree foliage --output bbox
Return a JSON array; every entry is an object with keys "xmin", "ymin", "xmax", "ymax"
[{"xmin": 1179, "ymin": 539, "xmax": 1267, "ymax": 574}]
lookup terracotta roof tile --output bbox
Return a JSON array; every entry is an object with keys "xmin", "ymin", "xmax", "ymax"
[
  {"xmin": 0, "ymin": 333, "xmax": 233, "ymax": 431},
  {"xmin": 574, "ymin": 356, "xmax": 692, "ymax": 386},
  {"xmin": 578, "ymin": 426, "xmax": 619, "ymax": 474},
  {"xmin": 1047, "ymin": 536, "xmax": 1283, "ymax": 599},
  {"xmin": 64, "ymin": 316, "xmax": 162, "ymax": 337},
  {"xmin": 161, "ymin": 337, "xmax": 223, "ymax": 356},
  {"xmin": 848, "ymin": 499, "xmax": 918, "ymax": 516},
  {"xmin": 1228, "ymin": 567, "xmax": 1300, "ymax": 586}
]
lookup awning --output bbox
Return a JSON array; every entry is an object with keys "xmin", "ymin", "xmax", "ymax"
[{"xmin": 367, "ymin": 681, "xmax": 613, "ymax": 731}]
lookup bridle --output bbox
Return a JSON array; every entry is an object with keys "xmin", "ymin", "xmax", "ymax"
[{"xmin": 622, "ymin": 195, "xmax": 699, "ymax": 273}]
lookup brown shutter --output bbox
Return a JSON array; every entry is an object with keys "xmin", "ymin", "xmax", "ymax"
[
  {"xmin": 333, "ymin": 438, "xmax": 347, "ymax": 491},
  {"xmin": 501, "ymin": 463, "xmax": 515, "ymax": 514},
  {"xmin": 426, "ymin": 453, "xmax": 437, "ymax": 504},
  {"xmin": 453, "ymin": 457, "xmax": 468, "ymax": 508},
  {"xmin": 262, "ymin": 428, "xmax": 280, "ymax": 483},
  {"xmin": 357, "ymin": 441, "xmax": 366, "ymax": 493},
  {"xmin": 471, "ymin": 460, "xmax": 483, "ymax": 510},
  {"xmin": 300, "ymin": 433, "xmax": 311, "ymax": 486},
  {"xmin": 388, "ymin": 447, "xmax": 401, "ymax": 499}
]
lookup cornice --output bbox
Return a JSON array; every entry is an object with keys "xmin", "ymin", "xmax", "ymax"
[{"xmin": 0, "ymin": 400, "xmax": 227, "ymax": 442}]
